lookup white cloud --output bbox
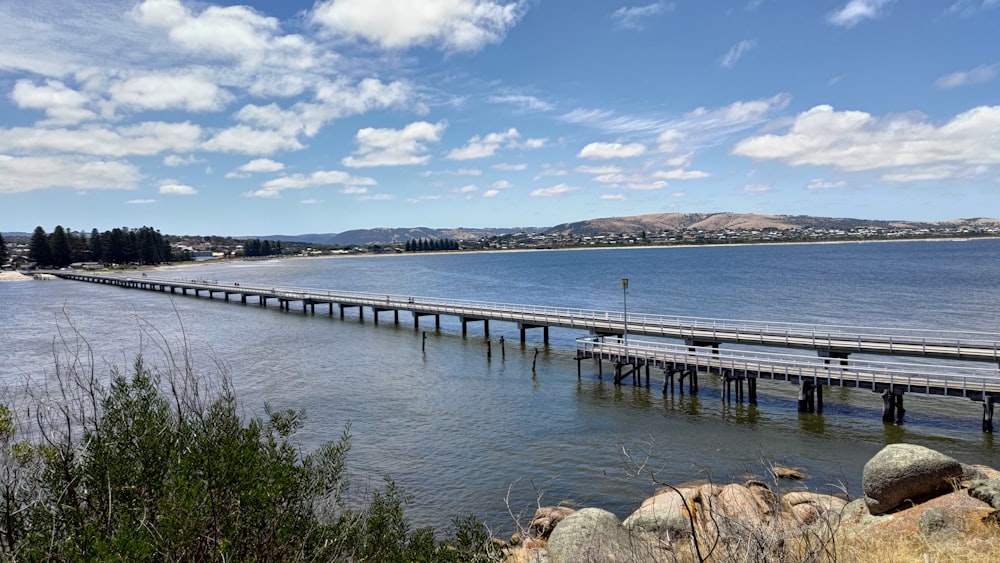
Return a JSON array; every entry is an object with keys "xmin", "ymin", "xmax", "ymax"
[
  {"xmin": 611, "ymin": 3, "xmax": 672, "ymax": 31},
  {"xmin": 159, "ymin": 182, "xmax": 198, "ymax": 195},
  {"xmin": 491, "ymin": 180, "xmax": 512, "ymax": 189},
  {"xmin": 492, "ymin": 162, "xmax": 527, "ymax": 171},
  {"xmin": 653, "ymin": 168, "xmax": 710, "ymax": 180},
  {"xmin": 935, "ymin": 64, "xmax": 998, "ymax": 89},
  {"xmin": 164, "ymin": 154, "xmax": 202, "ymax": 167},
  {"xmin": 600, "ymin": 193, "xmax": 626, "ymax": 200},
  {"xmin": 721, "ymin": 39, "xmax": 757, "ymax": 68},
  {"xmin": 576, "ymin": 165, "xmax": 622, "ymax": 174},
  {"xmin": 578, "ymin": 142, "xmax": 647, "ymax": 159},
  {"xmin": 128, "ymin": 199, "xmax": 157, "ymax": 204},
  {"xmin": 529, "ymin": 183, "xmax": 580, "ymax": 197},
  {"xmin": 311, "ymin": 0, "xmax": 527, "ymax": 52},
  {"xmin": 11, "ymin": 79, "xmax": 96, "ymax": 125},
  {"xmin": 202, "ymin": 125, "xmax": 303, "ymax": 155},
  {"xmin": 225, "ymin": 158, "xmax": 285, "ymax": 178},
  {"xmin": 132, "ymin": 0, "xmax": 298, "ymax": 68},
  {"xmin": 109, "ymin": 72, "xmax": 232, "ymax": 112},
  {"xmin": 453, "ymin": 184, "xmax": 478, "ymax": 195},
  {"xmin": 0, "ymin": 121, "xmax": 201, "ymax": 156},
  {"xmin": 489, "ymin": 94, "xmax": 553, "ymax": 111},
  {"xmin": 946, "ymin": 0, "xmax": 999, "ymax": 16},
  {"xmin": 447, "ymin": 128, "xmax": 520, "ymax": 160},
  {"xmin": 732, "ymin": 104, "xmax": 1000, "ymax": 180},
  {"xmin": 744, "ymin": 183, "xmax": 772, "ymax": 192},
  {"xmin": 828, "ymin": 0, "xmax": 896, "ymax": 27},
  {"xmin": 343, "ymin": 121, "xmax": 446, "ymax": 167},
  {"xmin": 624, "ymin": 180, "xmax": 668, "ymax": 190},
  {"xmin": 482, "ymin": 189, "xmax": 500, "ymax": 198},
  {"xmin": 806, "ymin": 179, "xmax": 847, "ymax": 189},
  {"xmin": 245, "ymin": 169, "xmax": 377, "ymax": 198},
  {"xmin": 0, "ymin": 154, "xmax": 141, "ymax": 194}
]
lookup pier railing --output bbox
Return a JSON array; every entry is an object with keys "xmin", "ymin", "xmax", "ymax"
[
  {"xmin": 575, "ymin": 337, "xmax": 1000, "ymax": 399},
  {"xmin": 53, "ymin": 273, "xmax": 1000, "ymax": 363}
]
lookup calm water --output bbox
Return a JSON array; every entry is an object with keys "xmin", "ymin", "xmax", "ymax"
[{"xmin": 2, "ymin": 239, "xmax": 999, "ymax": 533}]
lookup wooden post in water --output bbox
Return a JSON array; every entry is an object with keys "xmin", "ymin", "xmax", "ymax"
[
  {"xmin": 422, "ymin": 331, "xmax": 426, "ymax": 353},
  {"xmin": 881, "ymin": 390, "xmax": 895, "ymax": 423},
  {"xmin": 487, "ymin": 339, "xmax": 492, "ymax": 360},
  {"xmin": 983, "ymin": 396, "xmax": 997, "ymax": 433},
  {"xmin": 500, "ymin": 336, "xmax": 505, "ymax": 361},
  {"xmin": 532, "ymin": 348, "xmax": 539, "ymax": 372}
]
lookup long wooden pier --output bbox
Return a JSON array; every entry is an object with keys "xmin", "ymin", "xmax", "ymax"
[
  {"xmin": 48, "ymin": 271, "xmax": 1000, "ymax": 431},
  {"xmin": 51, "ymin": 272, "xmax": 1000, "ymax": 363}
]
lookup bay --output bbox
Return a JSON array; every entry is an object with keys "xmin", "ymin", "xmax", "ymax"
[{"xmin": 2, "ymin": 239, "xmax": 999, "ymax": 534}]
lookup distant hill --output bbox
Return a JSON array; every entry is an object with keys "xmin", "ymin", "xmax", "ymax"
[
  {"xmin": 544, "ymin": 213, "xmax": 1000, "ymax": 236},
  {"xmin": 252, "ymin": 226, "xmax": 544, "ymax": 247}
]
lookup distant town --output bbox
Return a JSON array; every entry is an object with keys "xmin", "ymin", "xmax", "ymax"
[{"xmin": 3, "ymin": 212, "xmax": 999, "ymax": 271}]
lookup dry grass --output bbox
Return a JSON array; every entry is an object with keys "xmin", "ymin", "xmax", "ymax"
[{"xmin": 828, "ymin": 521, "xmax": 1000, "ymax": 563}]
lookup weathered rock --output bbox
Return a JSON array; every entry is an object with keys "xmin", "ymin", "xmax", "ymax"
[
  {"xmin": 529, "ymin": 506, "xmax": 576, "ymax": 538},
  {"xmin": 862, "ymin": 443, "xmax": 963, "ymax": 515},
  {"xmin": 623, "ymin": 487, "xmax": 700, "ymax": 540},
  {"xmin": 857, "ymin": 489, "xmax": 994, "ymax": 538},
  {"xmin": 547, "ymin": 508, "xmax": 662, "ymax": 563},
  {"xmin": 781, "ymin": 491, "xmax": 848, "ymax": 525},
  {"xmin": 967, "ymin": 478, "xmax": 1000, "ymax": 510},
  {"xmin": 772, "ymin": 466, "xmax": 809, "ymax": 480},
  {"xmin": 918, "ymin": 506, "xmax": 968, "ymax": 539}
]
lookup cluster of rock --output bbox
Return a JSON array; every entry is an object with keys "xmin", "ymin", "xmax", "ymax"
[{"xmin": 503, "ymin": 443, "xmax": 1000, "ymax": 563}]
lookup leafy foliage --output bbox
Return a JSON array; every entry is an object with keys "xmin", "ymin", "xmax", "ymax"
[{"xmin": 0, "ymin": 357, "xmax": 498, "ymax": 561}]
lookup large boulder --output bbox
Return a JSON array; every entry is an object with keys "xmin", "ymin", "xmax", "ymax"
[
  {"xmin": 862, "ymin": 444, "xmax": 963, "ymax": 515},
  {"xmin": 547, "ymin": 508, "xmax": 661, "ymax": 563},
  {"xmin": 781, "ymin": 491, "xmax": 849, "ymax": 525}
]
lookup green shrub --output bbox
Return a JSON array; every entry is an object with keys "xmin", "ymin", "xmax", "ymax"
[{"xmin": 0, "ymin": 355, "xmax": 498, "ymax": 561}]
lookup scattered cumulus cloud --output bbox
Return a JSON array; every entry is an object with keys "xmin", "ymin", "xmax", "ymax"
[
  {"xmin": 164, "ymin": 154, "xmax": 203, "ymax": 167},
  {"xmin": 310, "ymin": 0, "xmax": 527, "ymax": 52},
  {"xmin": 447, "ymin": 128, "xmax": 521, "ymax": 160},
  {"xmin": 935, "ymin": 64, "xmax": 997, "ymax": 89},
  {"xmin": 225, "ymin": 158, "xmax": 285, "ymax": 178},
  {"xmin": 578, "ymin": 142, "xmax": 647, "ymax": 159},
  {"xmin": 158, "ymin": 182, "xmax": 198, "ymax": 195},
  {"xmin": 245, "ymin": 169, "xmax": 376, "ymax": 198},
  {"xmin": 744, "ymin": 183, "xmax": 772, "ymax": 192},
  {"xmin": 10, "ymin": 79, "xmax": 96, "ymax": 125},
  {"xmin": 0, "ymin": 122, "xmax": 202, "ymax": 157},
  {"xmin": 343, "ymin": 121, "xmax": 446, "ymax": 167},
  {"xmin": 653, "ymin": 168, "xmax": 710, "ymax": 180},
  {"xmin": 109, "ymin": 72, "xmax": 232, "ymax": 112},
  {"xmin": 828, "ymin": 0, "xmax": 896, "ymax": 28},
  {"xmin": 721, "ymin": 39, "xmax": 757, "ymax": 68},
  {"xmin": 492, "ymin": 162, "xmax": 527, "ymax": 171},
  {"xmin": 732, "ymin": 104, "xmax": 1000, "ymax": 182},
  {"xmin": 600, "ymin": 193, "xmax": 626, "ymax": 200},
  {"xmin": 947, "ymin": 0, "xmax": 1000, "ymax": 17},
  {"xmin": 128, "ymin": 198, "xmax": 157, "ymax": 204},
  {"xmin": 610, "ymin": 3, "xmax": 673, "ymax": 31},
  {"xmin": 0, "ymin": 154, "xmax": 141, "ymax": 194},
  {"xmin": 529, "ymin": 183, "xmax": 580, "ymax": 197}
]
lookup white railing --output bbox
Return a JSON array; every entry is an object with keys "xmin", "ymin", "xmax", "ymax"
[
  {"xmin": 576, "ymin": 337, "xmax": 1000, "ymax": 397},
  {"xmin": 63, "ymin": 273, "xmax": 1000, "ymax": 361}
]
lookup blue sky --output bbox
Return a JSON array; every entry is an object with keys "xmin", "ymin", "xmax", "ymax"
[{"xmin": 1, "ymin": 0, "xmax": 998, "ymax": 236}]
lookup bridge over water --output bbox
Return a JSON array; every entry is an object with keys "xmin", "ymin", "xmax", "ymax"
[{"xmin": 49, "ymin": 271, "xmax": 1000, "ymax": 430}]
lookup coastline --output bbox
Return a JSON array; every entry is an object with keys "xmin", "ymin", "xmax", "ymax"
[{"xmin": 0, "ymin": 271, "xmax": 29, "ymax": 282}]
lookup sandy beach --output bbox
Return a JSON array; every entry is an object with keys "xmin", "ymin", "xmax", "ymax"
[{"xmin": 0, "ymin": 271, "xmax": 30, "ymax": 282}]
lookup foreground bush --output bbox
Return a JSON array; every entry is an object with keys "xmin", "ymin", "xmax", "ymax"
[{"xmin": 0, "ymin": 356, "xmax": 496, "ymax": 561}]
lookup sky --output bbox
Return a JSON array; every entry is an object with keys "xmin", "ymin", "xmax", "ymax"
[{"xmin": 0, "ymin": 0, "xmax": 998, "ymax": 236}]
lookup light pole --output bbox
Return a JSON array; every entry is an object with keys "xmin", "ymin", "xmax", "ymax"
[{"xmin": 621, "ymin": 277, "xmax": 629, "ymax": 344}]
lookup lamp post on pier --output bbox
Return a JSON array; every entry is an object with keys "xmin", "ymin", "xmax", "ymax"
[{"xmin": 621, "ymin": 277, "xmax": 629, "ymax": 345}]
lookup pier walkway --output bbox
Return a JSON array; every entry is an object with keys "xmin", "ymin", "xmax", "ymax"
[
  {"xmin": 51, "ymin": 272, "xmax": 1000, "ymax": 363},
  {"xmin": 48, "ymin": 271, "xmax": 1000, "ymax": 431}
]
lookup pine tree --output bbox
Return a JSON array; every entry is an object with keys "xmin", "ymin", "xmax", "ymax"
[
  {"xmin": 0, "ymin": 232, "xmax": 7, "ymax": 266},
  {"xmin": 49, "ymin": 226, "xmax": 72, "ymax": 268},
  {"xmin": 29, "ymin": 226, "xmax": 52, "ymax": 267},
  {"xmin": 90, "ymin": 228, "xmax": 103, "ymax": 263}
]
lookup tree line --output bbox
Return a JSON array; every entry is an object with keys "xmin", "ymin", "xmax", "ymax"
[
  {"xmin": 404, "ymin": 238, "xmax": 460, "ymax": 252},
  {"xmin": 25, "ymin": 225, "xmax": 187, "ymax": 268}
]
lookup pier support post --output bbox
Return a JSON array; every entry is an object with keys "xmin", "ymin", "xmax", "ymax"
[
  {"xmin": 881, "ymin": 390, "xmax": 905, "ymax": 423},
  {"xmin": 816, "ymin": 383, "xmax": 824, "ymax": 414},
  {"xmin": 983, "ymin": 396, "xmax": 997, "ymax": 433},
  {"xmin": 798, "ymin": 381, "xmax": 816, "ymax": 413},
  {"xmin": 748, "ymin": 378, "xmax": 757, "ymax": 405}
]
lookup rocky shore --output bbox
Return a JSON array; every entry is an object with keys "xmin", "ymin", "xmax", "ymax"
[{"xmin": 504, "ymin": 443, "xmax": 1000, "ymax": 562}]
